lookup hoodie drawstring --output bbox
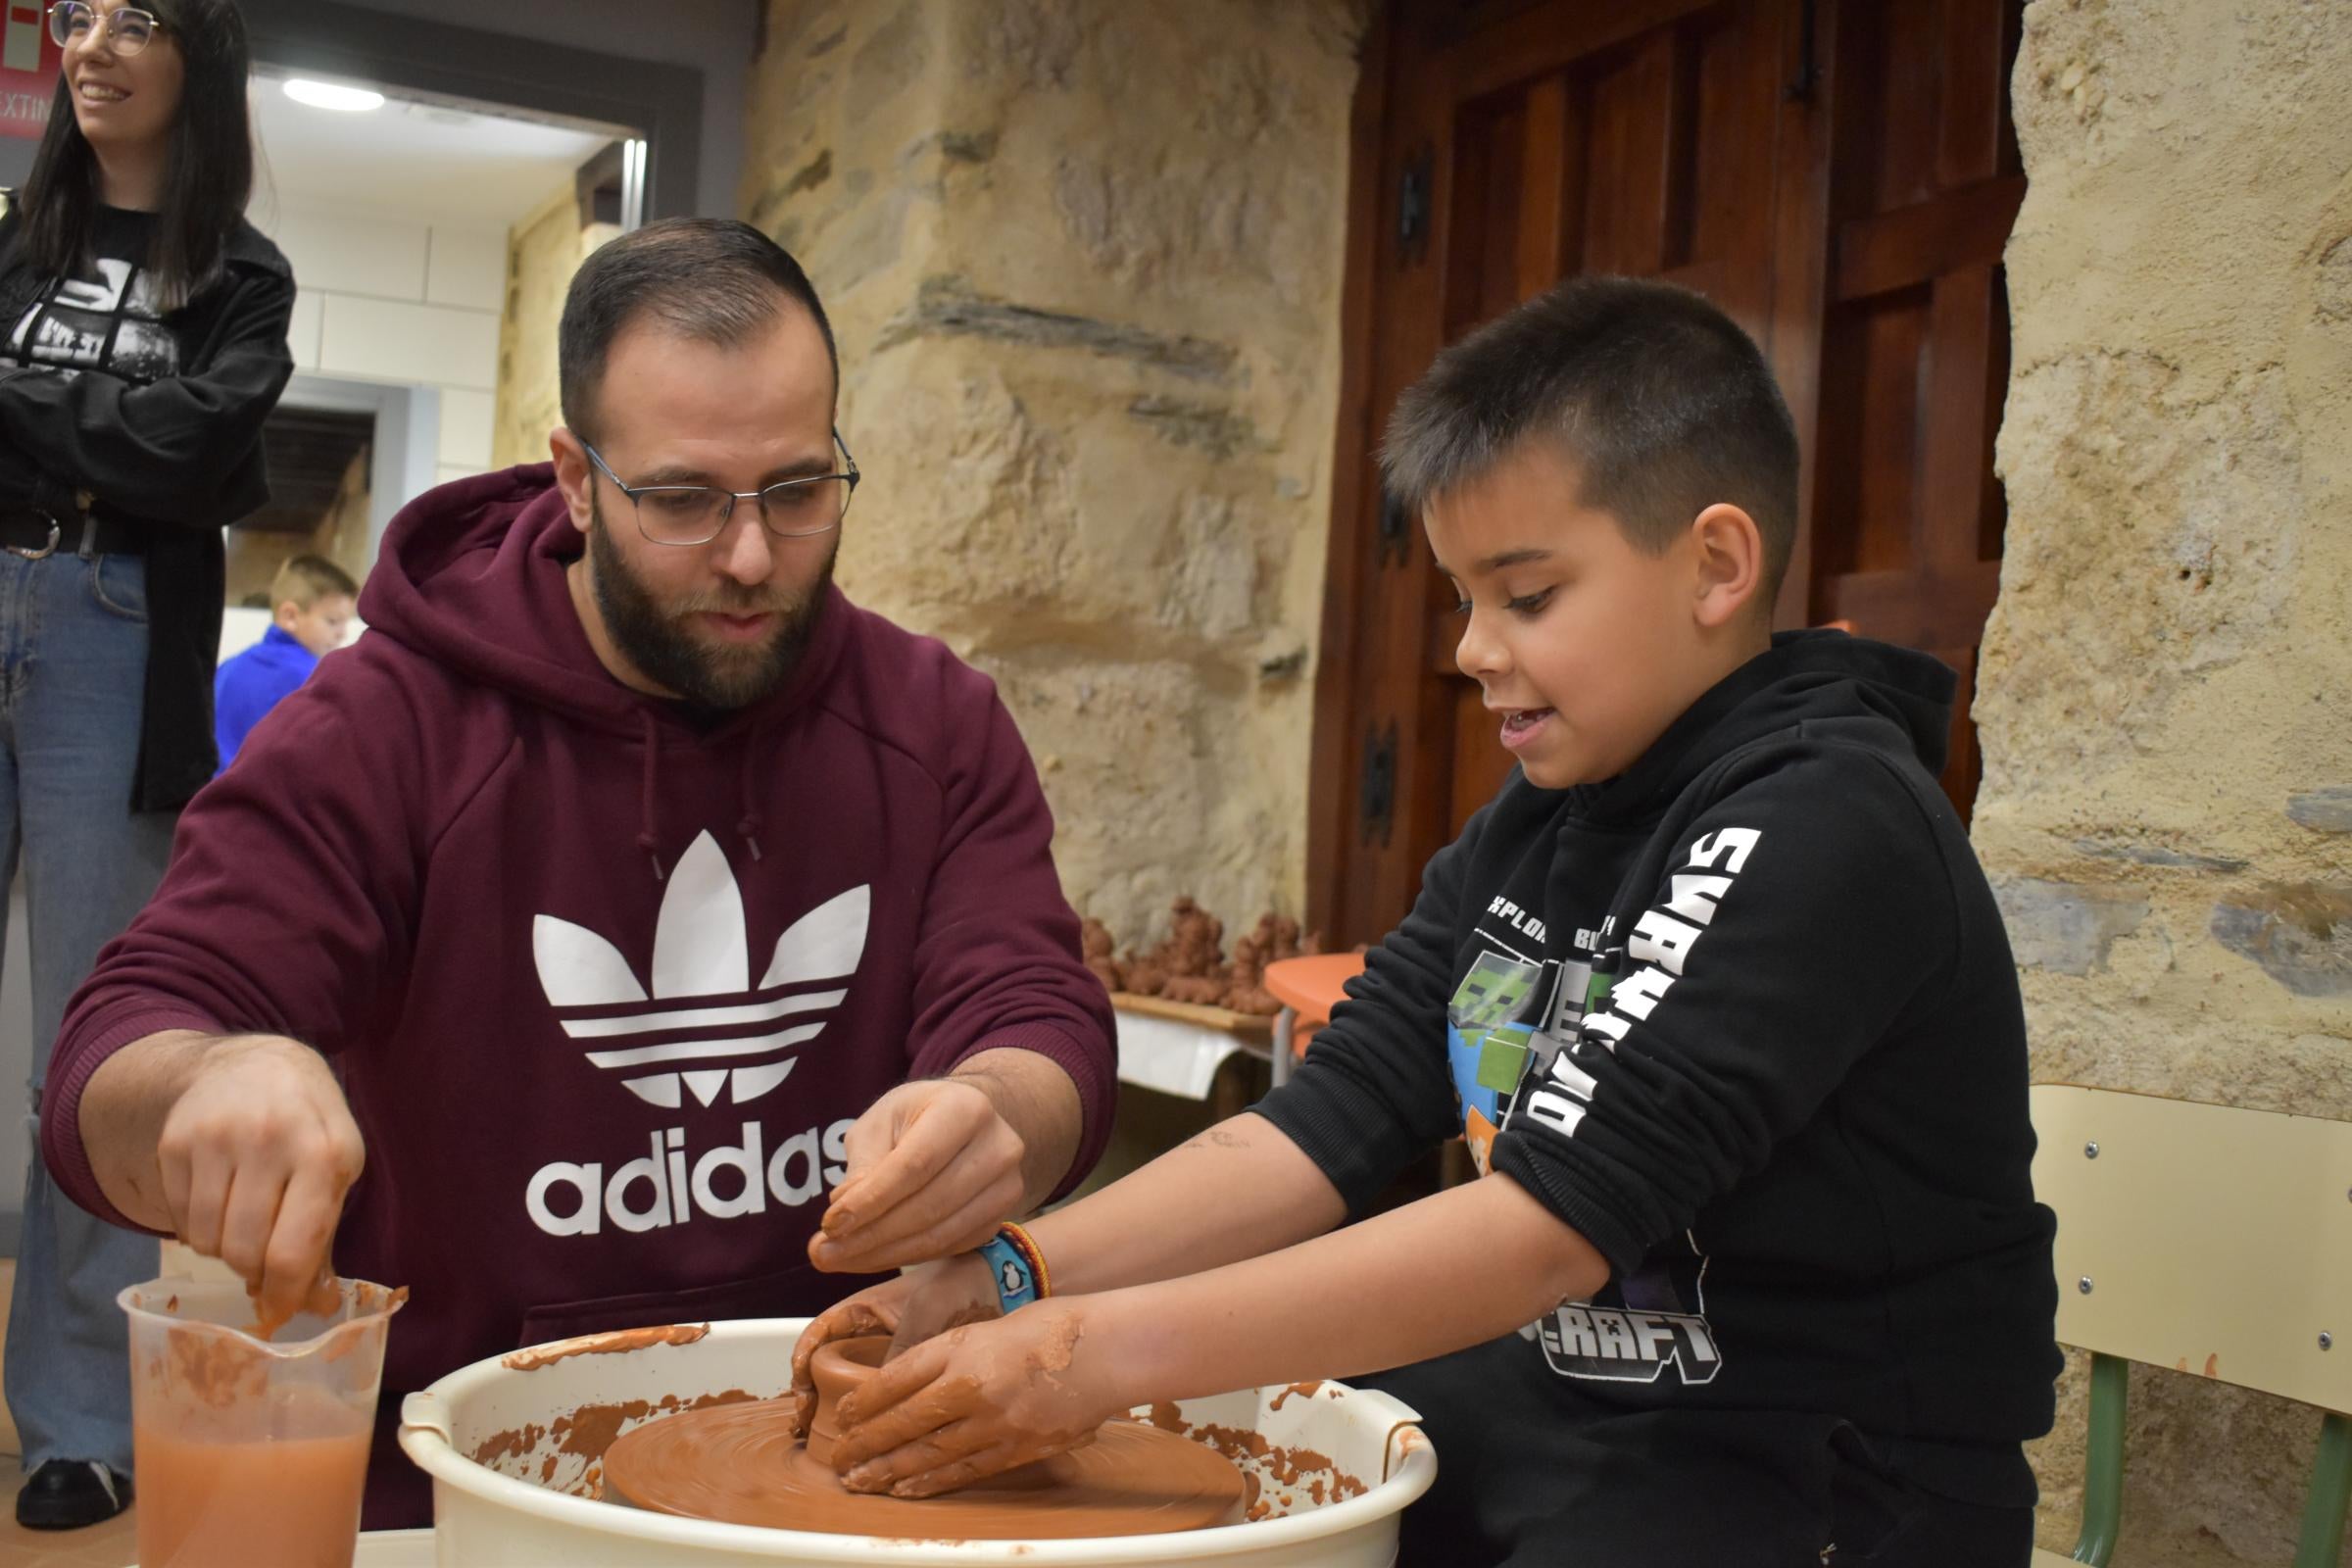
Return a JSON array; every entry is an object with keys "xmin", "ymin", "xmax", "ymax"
[
  {"xmin": 736, "ymin": 722, "xmax": 765, "ymax": 862},
  {"xmin": 636, "ymin": 709, "xmax": 767, "ymax": 875},
  {"xmin": 637, "ymin": 710, "xmax": 664, "ymax": 881}
]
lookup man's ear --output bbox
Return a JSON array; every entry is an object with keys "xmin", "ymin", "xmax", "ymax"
[
  {"xmin": 549, "ymin": 428, "xmax": 596, "ymax": 535},
  {"xmin": 272, "ymin": 601, "xmax": 299, "ymax": 631},
  {"xmin": 1689, "ymin": 503, "xmax": 1765, "ymax": 630}
]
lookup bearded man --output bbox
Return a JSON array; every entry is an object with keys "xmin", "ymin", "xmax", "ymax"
[{"xmin": 40, "ymin": 220, "xmax": 1115, "ymax": 1530}]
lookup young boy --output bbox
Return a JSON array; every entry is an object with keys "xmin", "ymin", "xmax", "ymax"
[
  {"xmin": 789, "ymin": 279, "xmax": 2059, "ymax": 1566},
  {"xmin": 212, "ymin": 553, "xmax": 357, "ymax": 772}
]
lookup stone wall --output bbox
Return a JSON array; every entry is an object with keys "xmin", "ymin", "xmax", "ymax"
[
  {"xmin": 742, "ymin": 0, "xmax": 1364, "ymax": 945},
  {"xmin": 493, "ymin": 181, "xmax": 622, "ymax": 471},
  {"xmin": 1976, "ymin": 1, "xmax": 2352, "ymax": 1559}
]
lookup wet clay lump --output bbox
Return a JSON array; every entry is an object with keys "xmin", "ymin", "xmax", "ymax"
[{"xmin": 601, "ymin": 1336, "xmax": 1244, "ymax": 1540}]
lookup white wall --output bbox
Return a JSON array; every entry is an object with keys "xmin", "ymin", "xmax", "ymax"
[
  {"xmin": 325, "ymin": 0, "xmax": 757, "ymax": 220},
  {"xmin": 266, "ymin": 210, "xmax": 502, "ymax": 490}
]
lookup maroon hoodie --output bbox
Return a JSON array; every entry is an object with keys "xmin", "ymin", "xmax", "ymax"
[{"xmin": 42, "ymin": 466, "xmax": 1117, "ymax": 1527}]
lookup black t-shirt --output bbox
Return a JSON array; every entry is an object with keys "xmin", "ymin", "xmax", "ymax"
[{"xmin": 2, "ymin": 206, "xmax": 180, "ymax": 381}]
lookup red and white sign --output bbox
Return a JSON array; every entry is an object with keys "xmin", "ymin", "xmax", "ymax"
[{"xmin": 0, "ymin": 4, "xmax": 62, "ymax": 141}]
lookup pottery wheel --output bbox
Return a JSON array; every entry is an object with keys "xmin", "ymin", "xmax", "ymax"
[{"xmin": 600, "ymin": 1337, "xmax": 1245, "ymax": 1540}]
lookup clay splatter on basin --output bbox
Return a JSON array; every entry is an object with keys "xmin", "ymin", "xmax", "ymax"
[{"xmin": 470, "ymin": 1387, "xmax": 763, "ymax": 1498}]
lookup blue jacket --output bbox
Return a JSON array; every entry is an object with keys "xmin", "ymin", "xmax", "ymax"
[{"xmin": 212, "ymin": 624, "xmax": 318, "ymax": 773}]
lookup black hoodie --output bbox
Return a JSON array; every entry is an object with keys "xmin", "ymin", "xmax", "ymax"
[
  {"xmin": 0, "ymin": 197, "xmax": 297, "ymax": 809},
  {"xmin": 1257, "ymin": 631, "xmax": 2058, "ymax": 1502}
]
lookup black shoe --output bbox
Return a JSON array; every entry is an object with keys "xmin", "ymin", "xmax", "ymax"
[{"xmin": 15, "ymin": 1459, "xmax": 131, "ymax": 1530}]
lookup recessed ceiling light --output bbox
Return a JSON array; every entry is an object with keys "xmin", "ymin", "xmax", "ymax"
[{"xmin": 283, "ymin": 78, "xmax": 385, "ymax": 113}]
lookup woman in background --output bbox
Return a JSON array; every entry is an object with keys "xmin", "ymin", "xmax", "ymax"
[{"xmin": 0, "ymin": 0, "xmax": 291, "ymax": 1530}]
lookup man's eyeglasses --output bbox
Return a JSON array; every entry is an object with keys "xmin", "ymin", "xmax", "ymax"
[
  {"xmin": 582, "ymin": 431, "xmax": 860, "ymax": 547},
  {"xmin": 48, "ymin": 3, "xmax": 164, "ymax": 56}
]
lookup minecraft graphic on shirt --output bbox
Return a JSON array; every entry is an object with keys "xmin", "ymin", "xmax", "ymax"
[{"xmin": 1446, "ymin": 907, "xmax": 1728, "ymax": 1389}]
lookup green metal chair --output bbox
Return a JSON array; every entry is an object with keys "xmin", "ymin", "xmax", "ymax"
[{"xmin": 2029, "ymin": 1085, "xmax": 2352, "ymax": 1566}]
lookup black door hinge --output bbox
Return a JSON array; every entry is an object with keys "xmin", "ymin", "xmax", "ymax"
[
  {"xmin": 1377, "ymin": 489, "xmax": 1412, "ymax": 567},
  {"xmin": 1785, "ymin": 0, "xmax": 1820, "ymax": 102},
  {"xmin": 1360, "ymin": 721, "xmax": 1398, "ymax": 848},
  {"xmin": 1396, "ymin": 146, "xmax": 1432, "ymax": 264}
]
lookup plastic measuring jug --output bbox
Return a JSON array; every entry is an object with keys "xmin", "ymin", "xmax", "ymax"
[{"xmin": 120, "ymin": 1275, "xmax": 404, "ymax": 1568}]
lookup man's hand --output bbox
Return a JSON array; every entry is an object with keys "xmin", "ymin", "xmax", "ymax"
[
  {"xmin": 152, "ymin": 1035, "xmax": 365, "ymax": 1331},
  {"xmin": 787, "ymin": 1253, "xmax": 1000, "ymax": 1437},
  {"xmin": 808, "ymin": 1078, "xmax": 1027, "ymax": 1274},
  {"xmin": 830, "ymin": 1299, "xmax": 1122, "ymax": 1497}
]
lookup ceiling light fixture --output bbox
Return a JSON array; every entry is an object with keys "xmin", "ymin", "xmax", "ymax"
[{"xmin": 282, "ymin": 78, "xmax": 386, "ymax": 113}]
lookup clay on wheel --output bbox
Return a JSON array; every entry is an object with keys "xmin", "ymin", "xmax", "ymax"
[{"xmin": 601, "ymin": 1336, "xmax": 1246, "ymax": 1540}]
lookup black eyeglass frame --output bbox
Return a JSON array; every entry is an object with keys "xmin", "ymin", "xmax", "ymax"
[
  {"xmin": 581, "ymin": 429, "xmax": 861, "ymax": 547},
  {"xmin": 48, "ymin": 2, "xmax": 166, "ymax": 55}
]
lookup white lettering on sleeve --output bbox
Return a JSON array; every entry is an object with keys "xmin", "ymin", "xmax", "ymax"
[
  {"xmin": 1688, "ymin": 826, "xmax": 1761, "ymax": 874},
  {"xmin": 1628, "ymin": 909, "xmax": 1704, "ymax": 976},
  {"xmin": 1664, "ymin": 872, "xmax": 1734, "ymax": 926},
  {"xmin": 1606, "ymin": 964, "xmax": 1676, "ymax": 1021}
]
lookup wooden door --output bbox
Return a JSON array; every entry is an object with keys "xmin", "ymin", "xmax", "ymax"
[
  {"xmin": 1307, "ymin": 0, "xmax": 2024, "ymax": 948},
  {"xmin": 1803, "ymin": 0, "xmax": 2024, "ymax": 810}
]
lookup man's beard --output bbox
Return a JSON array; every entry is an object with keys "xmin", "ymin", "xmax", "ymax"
[{"xmin": 588, "ymin": 490, "xmax": 837, "ymax": 710}]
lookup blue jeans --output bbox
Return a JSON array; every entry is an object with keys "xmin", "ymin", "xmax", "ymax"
[{"xmin": 0, "ymin": 549, "xmax": 172, "ymax": 1476}]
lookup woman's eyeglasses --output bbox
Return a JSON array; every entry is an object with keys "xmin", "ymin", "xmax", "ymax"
[{"xmin": 48, "ymin": 4, "xmax": 164, "ymax": 57}]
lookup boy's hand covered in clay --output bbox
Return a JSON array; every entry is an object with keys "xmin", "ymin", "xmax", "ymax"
[
  {"xmin": 788, "ymin": 1254, "xmax": 1000, "ymax": 1438},
  {"xmin": 827, "ymin": 1301, "xmax": 1118, "ymax": 1497}
]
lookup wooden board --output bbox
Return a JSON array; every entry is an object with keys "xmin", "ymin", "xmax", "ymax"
[{"xmin": 1109, "ymin": 992, "xmax": 1275, "ymax": 1043}]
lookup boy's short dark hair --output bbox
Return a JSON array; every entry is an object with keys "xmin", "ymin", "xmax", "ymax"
[
  {"xmin": 270, "ymin": 554, "xmax": 358, "ymax": 611},
  {"xmin": 1382, "ymin": 277, "xmax": 1800, "ymax": 603},
  {"xmin": 558, "ymin": 218, "xmax": 839, "ymax": 445}
]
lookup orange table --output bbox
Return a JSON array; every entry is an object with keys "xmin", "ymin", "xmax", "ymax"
[{"xmin": 1262, "ymin": 954, "xmax": 1365, "ymax": 1087}]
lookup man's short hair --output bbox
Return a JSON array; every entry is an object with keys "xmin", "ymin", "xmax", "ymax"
[
  {"xmin": 270, "ymin": 554, "xmax": 358, "ymax": 612},
  {"xmin": 558, "ymin": 218, "xmax": 840, "ymax": 445},
  {"xmin": 1382, "ymin": 277, "xmax": 1800, "ymax": 602}
]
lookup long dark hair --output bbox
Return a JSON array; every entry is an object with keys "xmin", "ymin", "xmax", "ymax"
[{"xmin": 21, "ymin": 0, "xmax": 256, "ymax": 311}]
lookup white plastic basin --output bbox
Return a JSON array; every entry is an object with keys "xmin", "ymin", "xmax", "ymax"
[{"xmin": 398, "ymin": 1317, "xmax": 1434, "ymax": 1566}]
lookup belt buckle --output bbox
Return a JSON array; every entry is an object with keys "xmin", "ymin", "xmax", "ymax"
[{"xmin": 5, "ymin": 514, "xmax": 61, "ymax": 561}]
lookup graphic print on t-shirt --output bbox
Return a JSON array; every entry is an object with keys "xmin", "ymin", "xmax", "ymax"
[
  {"xmin": 1445, "ymin": 939, "xmax": 1554, "ymax": 1173},
  {"xmin": 1530, "ymin": 1234, "xmax": 1725, "ymax": 1386},
  {"xmin": 1446, "ymin": 884, "xmax": 1733, "ymax": 1388},
  {"xmin": 9, "ymin": 254, "xmax": 179, "ymax": 381},
  {"xmin": 1443, "ymin": 910, "xmax": 1592, "ymax": 1176}
]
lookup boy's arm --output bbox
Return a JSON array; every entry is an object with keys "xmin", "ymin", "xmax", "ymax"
[
  {"xmin": 788, "ymin": 1108, "xmax": 1348, "ymax": 1429},
  {"xmin": 826, "ymin": 1170, "xmax": 1604, "ymax": 1496},
  {"xmin": 1031, "ymin": 1111, "xmax": 1348, "ymax": 1291},
  {"xmin": 1095, "ymin": 1165, "xmax": 1602, "ymax": 1397}
]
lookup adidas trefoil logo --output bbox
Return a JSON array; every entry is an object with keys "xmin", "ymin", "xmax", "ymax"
[{"xmin": 532, "ymin": 831, "xmax": 870, "ymax": 1108}]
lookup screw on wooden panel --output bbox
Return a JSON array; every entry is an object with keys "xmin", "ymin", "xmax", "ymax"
[
  {"xmin": 2323, "ymin": 1333, "xmax": 2335, "ymax": 1351},
  {"xmin": 2079, "ymin": 1276, "xmax": 2094, "ymax": 1295},
  {"xmin": 2084, "ymin": 1142, "xmax": 2100, "ymax": 1158}
]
